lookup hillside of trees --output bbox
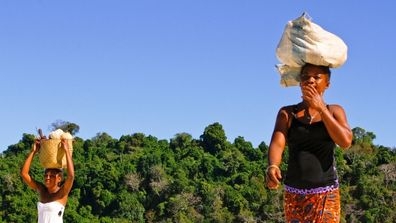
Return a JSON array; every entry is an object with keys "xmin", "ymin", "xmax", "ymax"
[{"xmin": 0, "ymin": 122, "xmax": 395, "ymax": 223}]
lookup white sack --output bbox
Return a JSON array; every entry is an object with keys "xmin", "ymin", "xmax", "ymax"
[{"xmin": 275, "ymin": 13, "xmax": 348, "ymax": 87}]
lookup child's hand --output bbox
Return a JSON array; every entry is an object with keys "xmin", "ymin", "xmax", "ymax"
[
  {"xmin": 61, "ymin": 139, "xmax": 69, "ymax": 151},
  {"xmin": 32, "ymin": 139, "xmax": 41, "ymax": 154}
]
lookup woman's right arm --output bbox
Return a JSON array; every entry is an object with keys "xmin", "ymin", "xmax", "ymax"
[
  {"xmin": 20, "ymin": 139, "xmax": 41, "ymax": 191},
  {"xmin": 266, "ymin": 107, "xmax": 289, "ymax": 189}
]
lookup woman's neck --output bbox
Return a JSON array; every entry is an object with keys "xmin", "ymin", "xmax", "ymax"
[
  {"xmin": 298, "ymin": 101, "xmax": 320, "ymax": 124},
  {"xmin": 46, "ymin": 186, "xmax": 60, "ymax": 194}
]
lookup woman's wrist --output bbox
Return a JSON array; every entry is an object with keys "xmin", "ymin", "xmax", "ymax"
[
  {"xmin": 266, "ymin": 164, "xmax": 280, "ymax": 173},
  {"xmin": 319, "ymin": 106, "xmax": 328, "ymax": 116},
  {"xmin": 30, "ymin": 145, "xmax": 39, "ymax": 154}
]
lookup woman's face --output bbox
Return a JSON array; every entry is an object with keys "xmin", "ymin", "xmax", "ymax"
[
  {"xmin": 44, "ymin": 170, "xmax": 62, "ymax": 188},
  {"xmin": 299, "ymin": 64, "xmax": 330, "ymax": 95}
]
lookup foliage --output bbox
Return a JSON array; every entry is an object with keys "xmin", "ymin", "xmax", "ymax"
[
  {"xmin": 50, "ymin": 119, "xmax": 80, "ymax": 135},
  {"xmin": 0, "ymin": 124, "xmax": 395, "ymax": 222}
]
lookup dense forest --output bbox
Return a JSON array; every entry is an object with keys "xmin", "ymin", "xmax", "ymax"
[{"xmin": 0, "ymin": 122, "xmax": 395, "ymax": 223}]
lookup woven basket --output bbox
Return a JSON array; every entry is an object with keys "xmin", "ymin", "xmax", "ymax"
[{"xmin": 39, "ymin": 139, "xmax": 73, "ymax": 168}]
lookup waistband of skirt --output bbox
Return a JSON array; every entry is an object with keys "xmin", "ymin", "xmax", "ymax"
[{"xmin": 284, "ymin": 181, "xmax": 339, "ymax": 195}]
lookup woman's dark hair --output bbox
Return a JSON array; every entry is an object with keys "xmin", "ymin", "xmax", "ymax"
[
  {"xmin": 45, "ymin": 168, "xmax": 63, "ymax": 174},
  {"xmin": 301, "ymin": 63, "xmax": 331, "ymax": 79}
]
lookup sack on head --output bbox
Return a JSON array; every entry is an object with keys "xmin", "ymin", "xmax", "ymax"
[{"xmin": 275, "ymin": 13, "xmax": 348, "ymax": 87}]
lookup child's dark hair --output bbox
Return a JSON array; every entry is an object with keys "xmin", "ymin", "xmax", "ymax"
[{"xmin": 45, "ymin": 168, "xmax": 63, "ymax": 176}]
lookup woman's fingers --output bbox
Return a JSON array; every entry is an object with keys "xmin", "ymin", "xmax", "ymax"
[
  {"xmin": 61, "ymin": 139, "xmax": 69, "ymax": 150},
  {"xmin": 266, "ymin": 169, "xmax": 281, "ymax": 189}
]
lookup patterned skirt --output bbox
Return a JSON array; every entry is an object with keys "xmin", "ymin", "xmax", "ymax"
[{"xmin": 284, "ymin": 186, "xmax": 340, "ymax": 223}]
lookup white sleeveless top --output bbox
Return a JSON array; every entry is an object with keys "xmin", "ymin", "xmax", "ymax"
[{"xmin": 37, "ymin": 201, "xmax": 64, "ymax": 223}]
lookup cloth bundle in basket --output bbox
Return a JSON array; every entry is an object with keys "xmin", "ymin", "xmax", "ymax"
[{"xmin": 39, "ymin": 139, "xmax": 73, "ymax": 168}]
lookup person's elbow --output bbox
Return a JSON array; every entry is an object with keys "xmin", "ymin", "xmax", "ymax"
[
  {"xmin": 20, "ymin": 169, "xmax": 28, "ymax": 179},
  {"xmin": 339, "ymin": 142, "xmax": 351, "ymax": 150},
  {"xmin": 338, "ymin": 131, "xmax": 353, "ymax": 149},
  {"xmin": 20, "ymin": 170, "xmax": 31, "ymax": 184}
]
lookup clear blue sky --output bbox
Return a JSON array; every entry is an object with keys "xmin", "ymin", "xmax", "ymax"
[{"xmin": 1, "ymin": 1, "xmax": 395, "ymax": 152}]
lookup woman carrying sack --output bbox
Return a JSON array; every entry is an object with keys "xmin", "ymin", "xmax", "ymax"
[{"xmin": 266, "ymin": 13, "xmax": 352, "ymax": 223}]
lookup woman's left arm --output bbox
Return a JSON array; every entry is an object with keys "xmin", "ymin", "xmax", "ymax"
[
  {"xmin": 61, "ymin": 139, "xmax": 75, "ymax": 195},
  {"xmin": 303, "ymin": 84, "xmax": 352, "ymax": 149},
  {"xmin": 320, "ymin": 104, "xmax": 353, "ymax": 149}
]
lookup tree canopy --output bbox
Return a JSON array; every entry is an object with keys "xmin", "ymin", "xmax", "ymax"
[{"xmin": 0, "ymin": 124, "xmax": 395, "ymax": 222}]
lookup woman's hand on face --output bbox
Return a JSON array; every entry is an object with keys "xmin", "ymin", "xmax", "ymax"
[{"xmin": 301, "ymin": 84, "xmax": 325, "ymax": 111}]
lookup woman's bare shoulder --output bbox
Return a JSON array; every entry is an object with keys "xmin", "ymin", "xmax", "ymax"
[
  {"xmin": 278, "ymin": 104, "xmax": 298, "ymax": 117},
  {"xmin": 327, "ymin": 104, "xmax": 346, "ymax": 112},
  {"xmin": 279, "ymin": 104, "xmax": 297, "ymax": 111}
]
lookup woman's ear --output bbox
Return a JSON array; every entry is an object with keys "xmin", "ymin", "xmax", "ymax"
[{"xmin": 57, "ymin": 175, "xmax": 63, "ymax": 187}]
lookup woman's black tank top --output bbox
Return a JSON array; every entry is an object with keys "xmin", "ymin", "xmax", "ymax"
[{"xmin": 284, "ymin": 106, "xmax": 338, "ymax": 189}]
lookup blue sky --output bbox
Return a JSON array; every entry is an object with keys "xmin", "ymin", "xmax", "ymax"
[{"xmin": 1, "ymin": 1, "xmax": 395, "ymax": 152}]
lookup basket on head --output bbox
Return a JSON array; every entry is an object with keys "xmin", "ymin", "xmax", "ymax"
[{"xmin": 39, "ymin": 139, "xmax": 73, "ymax": 168}]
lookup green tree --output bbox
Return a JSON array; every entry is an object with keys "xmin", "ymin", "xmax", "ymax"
[
  {"xmin": 50, "ymin": 120, "xmax": 80, "ymax": 135},
  {"xmin": 200, "ymin": 122, "xmax": 228, "ymax": 155},
  {"xmin": 0, "ymin": 123, "xmax": 395, "ymax": 222},
  {"xmin": 352, "ymin": 127, "xmax": 376, "ymax": 146}
]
